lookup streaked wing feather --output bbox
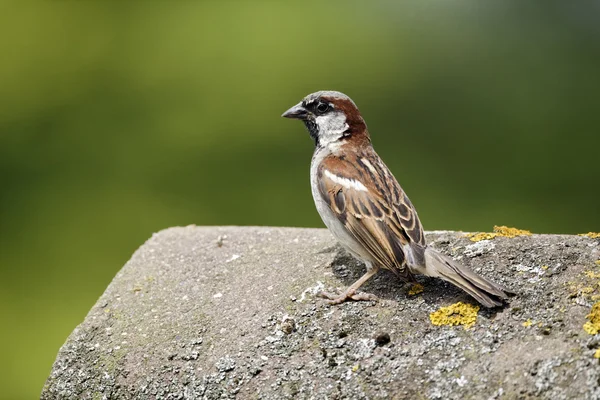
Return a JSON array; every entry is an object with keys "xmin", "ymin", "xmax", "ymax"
[
  {"xmin": 318, "ymin": 152, "xmax": 425, "ymax": 280},
  {"xmin": 356, "ymin": 152, "xmax": 426, "ymax": 248}
]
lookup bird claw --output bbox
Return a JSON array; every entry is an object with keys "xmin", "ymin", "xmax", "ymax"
[
  {"xmin": 349, "ymin": 292, "xmax": 378, "ymax": 302},
  {"xmin": 318, "ymin": 290, "xmax": 378, "ymax": 305}
]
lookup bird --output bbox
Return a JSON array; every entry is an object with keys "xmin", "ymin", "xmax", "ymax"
[{"xmin": 282, "ymin": 90, "xmax": 510, "ymax": 307}]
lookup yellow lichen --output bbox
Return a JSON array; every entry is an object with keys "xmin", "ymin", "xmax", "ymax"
[
  {"xmin": 541, "ymin": 265, "xmax": 549, "ymax": 270},
  {"xmin": 566, "ymin": 270, "xmax": 600, "ymax": 300},
  {"xmin": 594, "ymin": 349, "xmax": 600, "ymax": 359},
  {"xmin": 579, "ymin": 232, "xmax": 600, "ymax": 239},
  {"xmin": 583, "ymin": 302, "xmax": 600, "ymax": 335},
  {"xmin": 522, "ymin": 319, "xmax": 532, "ymax": 327},
  {"xmin": 467, "ymin": 232, "xmax": 498, "ymax": 242},
  {"xmin": 408, "ymin": 283, "xmax": 424, "ymax": 296},
  {"xmin": 466, "ymin": 225, "xmax": 532, "ymax": 242},
  {"xmin": 584, "ymin": 271, "xmax": 600, "ymax": 279},
  {"xmin": 493, "ymin": 225, "xmax": 532, "ymax": 237},
  {"xmin": 595, "ymin": 260, "xmax": 600, "ymax": 267},
  {"xmin": 429, "ymin": 302, "xmax": 480, "ymax": 329},
  {"xmin": 581, "ymin": 287, "xmax": 596, "ymax": 294}
]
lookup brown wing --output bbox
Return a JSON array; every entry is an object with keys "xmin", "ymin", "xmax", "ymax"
[{"xmin": 317, "ymin": 150, "xmax": 426, "ymax": 279}]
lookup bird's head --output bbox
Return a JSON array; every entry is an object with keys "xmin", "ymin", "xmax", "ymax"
[{"xmin": 282, "ymin": 91, "xmax": 369, "ymax": 147}]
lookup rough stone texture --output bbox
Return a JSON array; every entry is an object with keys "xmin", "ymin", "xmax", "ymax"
[{"xmin": 42, "ymin": 226, "xmax": 600, "ymax": 400}]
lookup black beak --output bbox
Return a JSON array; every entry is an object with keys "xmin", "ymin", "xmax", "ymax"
[{"xmin": 281, "ymin": 102, "xmax": 309, "ymax": 120}]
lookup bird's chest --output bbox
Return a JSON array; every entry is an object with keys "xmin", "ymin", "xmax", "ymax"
[
  {"xmin": 310, "ymin": 149, "xmax": 333, "ymax": 223},
  {"xmin": 310, "ymin": 147, "xmax": 371, "ymax": 262}
]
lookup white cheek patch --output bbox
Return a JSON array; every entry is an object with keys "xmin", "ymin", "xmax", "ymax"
[
  {"xmin": 324, "ymin": 170, "xmax": 368, "ymax": 192},
  {"xmin": 315, "ymin": 112, "xmax": 349, "ymax": 145}
]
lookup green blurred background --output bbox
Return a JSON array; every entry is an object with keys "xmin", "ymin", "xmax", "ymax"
[{"xmin": 1, "ymin": 1, "xmax": 599, "ymax": 398}]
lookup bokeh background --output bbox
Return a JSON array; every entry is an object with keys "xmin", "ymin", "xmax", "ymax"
[{"xmin": 1, "ymin": 1, "xmax": 599, "ymax": 398}]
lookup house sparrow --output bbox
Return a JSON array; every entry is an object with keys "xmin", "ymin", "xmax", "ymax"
[{"xmin": 282, "ymin": 90, "xmax": 509, "ymax": 307}]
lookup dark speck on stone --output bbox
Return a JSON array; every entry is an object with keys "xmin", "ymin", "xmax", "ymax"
[
  {"xmin": 281, "ymin": 317, "xmax": 296, "ymax": 334},
  {"xmin": 321, "ymin": 348, "xmax": 328, "ymax": 359},
  {"xmin": 375, "ymin": 332, "xmax": 391, "ymax": 346},
  {"xmin": 328, "ymin": 356, "xmax": 338, "ymax": 367}
]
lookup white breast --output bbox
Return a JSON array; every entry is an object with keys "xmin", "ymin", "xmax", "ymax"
[{"xmin": 310, "ymin": 146, "xmax": 375, "ymax": 265}]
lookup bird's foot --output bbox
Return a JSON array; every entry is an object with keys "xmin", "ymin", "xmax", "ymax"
[{"xmin": 318, "ymin": 288, "xmax": 378, "ymax": 305}]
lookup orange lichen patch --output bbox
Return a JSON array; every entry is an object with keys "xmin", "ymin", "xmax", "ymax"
[
  {"xmin": 583, "ymin": 302, "xmax": 600, "ymax": 335},
  {"xmin": 429, "ymin": 302, "xmax": 479, "ymax": 329},
  {"xmin": 408, "ymin": 283, "xmax": 424, "ymax": 296},
  {"xmin": 466, "ymin": 226, "xmax": 532, "ymax": 242},
  {"xmin": 522, "ymin": 319, "xmax": 532, "ymax": 327},
  {"xmin": 579, "ymin": 232, "xmax": 600, "ymax": 239}
]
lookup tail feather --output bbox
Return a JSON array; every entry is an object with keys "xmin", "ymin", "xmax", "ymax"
[{"xmin": 423, "ymin": 247, "xmax": 509, "ymax": 308}]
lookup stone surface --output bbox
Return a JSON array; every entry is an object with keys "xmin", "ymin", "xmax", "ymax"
[{"xmin": 41, "ymin": 226, "xmax": 600, "ymax": 399}]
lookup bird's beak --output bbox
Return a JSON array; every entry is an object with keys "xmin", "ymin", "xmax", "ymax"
[{"xmin": 281, "ymin": 102, "xmax": 309, "ymax": 120}]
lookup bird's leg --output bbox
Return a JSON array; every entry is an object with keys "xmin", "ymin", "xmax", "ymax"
[{"xmin": 319, "ymin": 265, "xmax": 379, "ymax": 305}]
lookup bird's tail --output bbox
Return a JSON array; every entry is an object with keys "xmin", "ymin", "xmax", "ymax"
[{"xmin": 423, "ymin": 247, "xmax": 509, "ymax": 308}]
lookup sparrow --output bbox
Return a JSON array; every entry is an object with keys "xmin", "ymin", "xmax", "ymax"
[{"xmin": 282, "ymin": 90, "xmax": 509, "ymax": 307}]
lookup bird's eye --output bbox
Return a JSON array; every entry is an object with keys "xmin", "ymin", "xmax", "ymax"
[{"xmin": 316, "ymin": 102, "xmax": 330, "ymax": 114}]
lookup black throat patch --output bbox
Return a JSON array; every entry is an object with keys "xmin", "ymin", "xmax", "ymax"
[{"xmin": 303, "ymin": 120, "xmax": 320, "ymax": 147}]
